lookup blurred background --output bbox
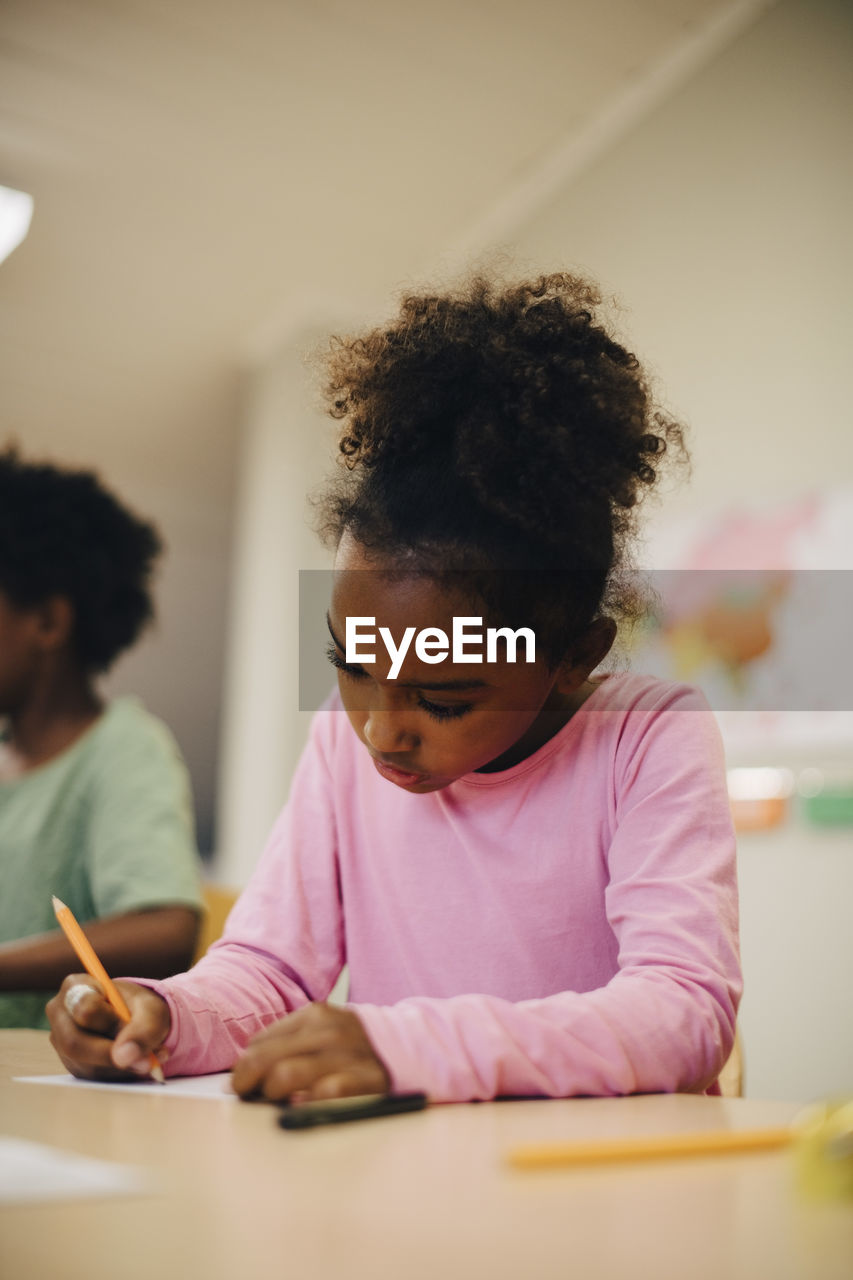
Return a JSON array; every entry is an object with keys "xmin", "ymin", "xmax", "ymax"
[{"xmin": 1, "ymin": 0, "xmax": 851, "ymax": 1101}]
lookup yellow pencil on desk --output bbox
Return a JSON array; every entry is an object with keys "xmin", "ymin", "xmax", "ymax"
[
  {"xmin": 507, "ymin": 1126, "xmax": 793, "ymax": 1169},
  {"xmin": 52, "ymin": 895, "xmax": 165, "ymax": 1084}
]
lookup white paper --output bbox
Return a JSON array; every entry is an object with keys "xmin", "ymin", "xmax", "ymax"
[
  {"xmin": 14, "ymin": 1071, "xmax": 236, "ymax": 1098},
  {"xmin": 0, "ymin": 1136, "xmax": 151, "ymax": 1204}
]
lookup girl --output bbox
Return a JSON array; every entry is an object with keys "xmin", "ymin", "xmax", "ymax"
[{"xmin": 48, "ymin": 272, "xmax": 741, "ymax": 1102}]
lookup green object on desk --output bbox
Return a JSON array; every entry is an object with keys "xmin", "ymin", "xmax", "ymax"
[{"xmin": 801, "ymin": 789, "xmax": 853, "ymax": 826}]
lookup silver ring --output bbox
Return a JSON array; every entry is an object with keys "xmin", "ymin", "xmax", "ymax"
[{"xmin": 65, "ymin": 982, "xmax": 97, "ymax": 1015}]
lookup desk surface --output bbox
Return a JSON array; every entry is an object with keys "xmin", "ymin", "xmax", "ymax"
[{"xmin": 1, "ymin": 1030, "xmax": 850, "ymax": 1280}]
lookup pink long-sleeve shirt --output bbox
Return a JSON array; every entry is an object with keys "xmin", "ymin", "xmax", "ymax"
[{"xmin": 143, "ymin": 674, "xmax": 741, "ymax": 1101}]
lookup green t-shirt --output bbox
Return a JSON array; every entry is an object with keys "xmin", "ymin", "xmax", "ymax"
[{"xmin": 0, "ymin": 698, "xmax": 203, "ymax": 1028}]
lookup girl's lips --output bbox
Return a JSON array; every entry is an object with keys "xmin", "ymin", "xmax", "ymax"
[{"xmin": 370, "ymin": 756, "xmax": 427, "ymax": 787}]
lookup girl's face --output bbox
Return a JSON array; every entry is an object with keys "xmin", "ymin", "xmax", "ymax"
[{"xmin": 329, "ymin": 534, "xmax": 611, "ymax": 793}]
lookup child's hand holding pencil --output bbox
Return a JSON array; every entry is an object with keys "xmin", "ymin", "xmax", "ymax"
[
  {"xmin": 47, "ymin": 898, "xmax": 172, "ymax": 1083},
  {"xmin": 48, "ymin": 973, "xmax": 172, "ymax": 1082}
]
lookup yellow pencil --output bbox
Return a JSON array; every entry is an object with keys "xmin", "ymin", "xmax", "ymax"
[
  {"xmin": 52, "ymin": 895, "xmax": 165, "ymax": 1084},
  {"xmin": 507, "ymin": 1126, "xmax": 794, "ymax": 1169}
]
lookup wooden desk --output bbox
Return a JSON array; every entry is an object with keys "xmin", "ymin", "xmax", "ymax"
[{"xmin": 1, "ymin": 1030, "xmax": 850, "ymax": 1280}]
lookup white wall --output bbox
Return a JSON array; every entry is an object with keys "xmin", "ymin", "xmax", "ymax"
[
  {"xmin": 737, "ymin": 817, "xmax": 853, "ymax": 1100},
  {"xmin": 98, "ymin": 473, "xmax": 233, "ymax": 855},
  {"xmin": 507, "ymin": 0, "xmax": 852, "ymax": 534},
  {"xmin": 213, "ymin": 329, "xmax": 336, "ymax": 885}
]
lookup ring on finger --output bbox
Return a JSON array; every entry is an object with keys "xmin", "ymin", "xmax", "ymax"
[{"xmin": 64, "ymin": 982, "xmax": 97, "ymax": 1016}]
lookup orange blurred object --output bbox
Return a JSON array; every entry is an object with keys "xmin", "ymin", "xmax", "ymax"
[{"xmin": 730, "ymin": 795, "xmax": 788, "ymax": 831}]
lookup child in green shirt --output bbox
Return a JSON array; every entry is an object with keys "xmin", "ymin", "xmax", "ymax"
[{"xmin": 0, "ymin": 447, "xmax": 203, "ymax": 1027}]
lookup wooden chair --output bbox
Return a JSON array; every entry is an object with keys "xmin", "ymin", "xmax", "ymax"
[
  {"xmin": 718, "ymin": 1026, "xmax": 744, "ymax": 1097},
  {"xmin": 192, "ymin": 882, "xmax": 240, "ymax": 964}
]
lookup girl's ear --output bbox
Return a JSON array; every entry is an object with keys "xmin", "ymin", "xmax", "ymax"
[
  {"xmin": 33, "ymin": 596, "xmax": 75, "ymax": 653},
  {"xmin": 556, "ymin": 617, "xmax": 617, "ymax": 691}
]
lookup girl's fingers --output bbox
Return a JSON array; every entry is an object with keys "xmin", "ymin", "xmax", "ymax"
[
  {"xmin": 232, "ymin": 1009, "xmax": 340, "ymax": 1096},
  {"xmin": 110, "ymin": 985, "xmax": 171, "ymax": 1069},
  {"xmin": 45, "ymin": 974, "xmax": 121, "ymax": 1077},
  {"xmin": 47, "ymin": 1004, "xmax": 126, "ymax": 1078},
  {"xmin": 62, "ymin": 979, "xmax": 120, "ymax": 1035},
  {"xmin": 308, "ymin": 1067, "xmax": 388, "ymax": 1101},
  {"xmin": 256, "ymin": 1053, "xmax": 329, "ymax": 1102},
  {"xmin": 231, "ymin": 1042, "xmax": 296, "ymax": 1097},
  {"xmin": 235, "ymin": 1049, "xmax": 386, "ymax": 1102},
  {"xmin": 45, "ymin": 976, "xmax": 171, "ymax": 1081},
  {"xmin": 232, "ymin": 1036, "xmax": 343, "ymax": 1098},
  {"xmin": 232, "ymin": 1008, "xmax": 390, "ymax": 1100}
]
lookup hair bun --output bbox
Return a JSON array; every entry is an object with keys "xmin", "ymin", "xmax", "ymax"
[{"xmin": 318, "ymin": 270, "xmax": 687, "ymax": 651}]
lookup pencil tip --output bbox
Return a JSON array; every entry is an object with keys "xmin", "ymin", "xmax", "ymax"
[{"xmin": 52, "ymin": 895, "xmax": 65, "ymax": 912}]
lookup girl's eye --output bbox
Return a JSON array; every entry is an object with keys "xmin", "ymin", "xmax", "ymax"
[
  {"xmin": 417, "ymin": 697, "xmax": 473, "ymax": 722},
  {"xmin": 326, "ymin": 643, "xmax": 473, "ymax": 720},
  {"xmin": 326, "ymin": 643, "xmax": 368, "ymax": 680}
]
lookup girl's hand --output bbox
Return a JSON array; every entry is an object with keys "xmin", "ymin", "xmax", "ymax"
[
  {"xmin": 46, "ymin": 974, "xmax": 171, "ymax": 1081},
  {"xmin": 231, "ymin": 1002, "xmax": 390, "ymax": 1102}
]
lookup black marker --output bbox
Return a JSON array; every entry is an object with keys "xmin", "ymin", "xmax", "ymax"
[{"xmin": 278, "ymin": 1091, "xmax": 427, "ymax": 1129}]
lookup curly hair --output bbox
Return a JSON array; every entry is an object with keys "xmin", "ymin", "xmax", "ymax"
[
  {"xmin": 0, "ymin": 447, "xmax": 162, "ymax": 673},
  {"xmin": 318, "ymin": 271, "xmax": 687, "ymax": 664}
]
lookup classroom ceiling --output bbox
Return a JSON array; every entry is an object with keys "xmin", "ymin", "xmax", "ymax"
[{"xmin": 0, "ymin": 0, "xmax": 743, "ymax": 502}]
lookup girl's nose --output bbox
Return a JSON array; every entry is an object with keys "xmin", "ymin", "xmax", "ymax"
[{"xmin": 363, "ymin": 705, "xmax": 418, "ymax": 755}]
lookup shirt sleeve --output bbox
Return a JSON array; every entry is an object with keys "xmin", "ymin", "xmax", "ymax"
[
  {"xmin": 354, "ymin": 692, "xmax": 742, "ymax": 1102},
  {"xmin": 138, "ymin": 710, "xmax": 346, "ymax": 1076},
  {"xmin": 86, "ymin": 705, "xmax": 203, "ymax": 917}
]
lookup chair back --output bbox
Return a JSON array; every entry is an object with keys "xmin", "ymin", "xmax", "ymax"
[
  {"xmin": 193, "ymin": 883, "xmax": 240, "ymax": 964},
  {"xmin": 718, "ymin": 1027, "xmax": 744, "ymax": 1097}
]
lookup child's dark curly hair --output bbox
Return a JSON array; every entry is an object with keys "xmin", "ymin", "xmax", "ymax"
[
  {"xmin": 0, "ymin": 447, "xmax": 162, "ymax": 673},
  {"xmin": 319, "ymin": 271, "xmax": 687, "ymax": 665}
]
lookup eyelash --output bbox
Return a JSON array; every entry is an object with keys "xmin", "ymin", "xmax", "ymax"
[{"xmin": 325, "ymin": 644, "xmax": 473, "ymax": 722}]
